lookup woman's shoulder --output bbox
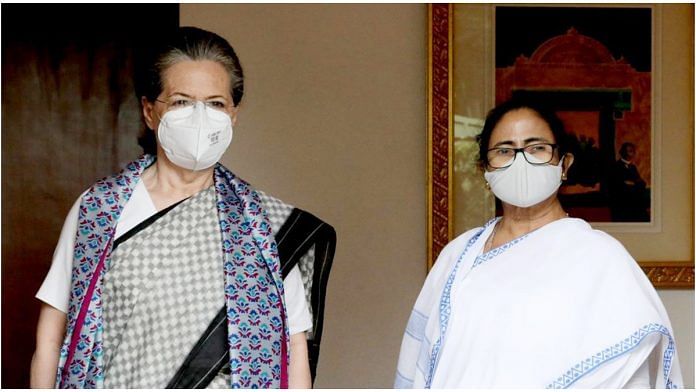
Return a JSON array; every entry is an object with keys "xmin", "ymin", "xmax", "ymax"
[
  {"xmin": 255, "ymin": 190, "xmax": 295, "ymax": 215},
  {"xmin": 255, "ymin": 189, "xmax": 295, "ymax": 211},
  {"xmin": 430, "ymin": 221, "xmax": 491, "ymax": 273},
  {"xmin": 254, "ymin": 189, "xmax": 296, "ymax": 234},
  {"xmin": 556, "ymin": 217, "xmax": 637, "ymax": 267},
  {"xmin": 444, "ymin": 226, "xmax": 487, "ymax": 253},
  {"xmin": 561, "ymin": 218, "xmax": 628, "ymax": 250}
]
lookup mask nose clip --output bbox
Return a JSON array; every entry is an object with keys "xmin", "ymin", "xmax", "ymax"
[{"xmin": 191, "ymin": 101, "xmax": 207, "ymax": 124}]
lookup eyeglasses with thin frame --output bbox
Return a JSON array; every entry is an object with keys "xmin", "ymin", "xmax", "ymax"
[
  {"xmin": 155, "ymin": 97, "xmax": 232, "ymax": 113},
  {"xmin": 486, "ymin": 143, "xmax": 558, "ymax": 169}
]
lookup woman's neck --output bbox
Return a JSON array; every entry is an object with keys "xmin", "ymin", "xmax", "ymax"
[
  {"xmin": 498, "ymin": 196, "xmax": 568, "ymax": 238},
  {"xmin": 141, "ymin": 152, "xmax": 215, "ymax": 210}
]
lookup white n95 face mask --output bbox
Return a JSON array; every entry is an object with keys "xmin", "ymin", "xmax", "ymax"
[
  {"xmin": 484, "ymin": 154, "xmax": 564, "ymax": 208},
  {"xmin": 157, "ymin": 102, "xmax": 233, "ymax": 171}
]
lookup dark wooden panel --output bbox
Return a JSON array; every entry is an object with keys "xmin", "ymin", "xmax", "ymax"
[{"xmin": 1, "ymin": 4, "xmax": 178, "ymax": 387}]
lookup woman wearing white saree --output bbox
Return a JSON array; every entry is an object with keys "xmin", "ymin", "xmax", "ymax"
[{"xmin": 395, "ymin": 98, "xmax": 682, "ymax": 389}]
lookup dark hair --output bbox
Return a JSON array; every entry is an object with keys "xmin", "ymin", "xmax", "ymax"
[
  {"xmin": 476, "ymin": 97, "xmax": 572, "ymax": 170},
  {"xmin": 134, "ymin": 26, "xmax": 244, "ymax": 155},
  {"xmin": 619, "ymin": 142, "xmax": 636, "ymax": 158}
]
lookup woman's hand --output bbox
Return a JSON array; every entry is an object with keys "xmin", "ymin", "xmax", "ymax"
[
  {"xmin": 288, "ymin": 332, "xmax": 311, "ymax": 389},
  {"xmin": 30, "ymin": 303, "xmax": 67, "ymax": 388}
]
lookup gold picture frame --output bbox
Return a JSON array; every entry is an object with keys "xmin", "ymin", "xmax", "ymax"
[{"xmin": 426, "ymin": 4, "xmax": 694, "ymax": 288}]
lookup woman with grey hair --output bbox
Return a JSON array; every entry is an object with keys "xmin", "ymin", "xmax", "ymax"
[{"xmin": 30, "ymin": 26, "xmax": 320, "ymax": 389}]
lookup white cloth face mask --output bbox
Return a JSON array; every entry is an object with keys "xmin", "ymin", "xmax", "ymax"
[
  {"xmin": 484, "ymin": 153, "xmax": 564, "ymax": 208},
  {"xmin": 156, "ymin": 102, "xmax": 233, "ymax": 171}
]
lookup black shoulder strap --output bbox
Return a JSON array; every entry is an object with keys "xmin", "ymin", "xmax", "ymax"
[
  {"xmin": 275, "ymin": 208, "xmax": 337, "ymax": 383},
  {"xmin": 113, "ymin": 198, "xmax": 186, "ymax": 251},
  {"xmin": 167, "ymin": 208, "xmax": 336, "ymax": 388}
]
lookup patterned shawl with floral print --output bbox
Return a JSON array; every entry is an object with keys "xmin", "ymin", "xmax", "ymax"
[{"xmin": 55, "ymin": 154, "xmax": 289, "ymax": 388}]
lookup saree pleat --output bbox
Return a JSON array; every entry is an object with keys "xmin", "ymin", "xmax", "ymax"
[{"xmin": 102, "ymin": 186, "xmax": 226, "ymax": 388}]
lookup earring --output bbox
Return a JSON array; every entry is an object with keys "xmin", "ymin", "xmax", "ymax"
[{"xmin": 561, "ymin": 172, "xmax": 568, "ymax": 181}]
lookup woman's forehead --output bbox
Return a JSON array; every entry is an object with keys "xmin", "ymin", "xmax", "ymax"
[
  {"xmin": 490, "ymin": 108, "xmax": 555, "ymax": 143},
  {"xmin": 161, "ymin": 60, "xmax": 231, "ymax": 98}
]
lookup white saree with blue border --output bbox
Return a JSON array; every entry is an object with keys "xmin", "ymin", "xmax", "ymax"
[{"xmin": 395, "ymin": 217, "xmax": 682, "ymax": 389}]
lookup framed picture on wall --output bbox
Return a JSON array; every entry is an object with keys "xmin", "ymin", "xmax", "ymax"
[
  {"xmin": 495, "ymin": 6, "xmax": 653, "ymax": 225},
  {"xmin": 426, "ymin": 4, "xmax": 694, "ymax": 287}
]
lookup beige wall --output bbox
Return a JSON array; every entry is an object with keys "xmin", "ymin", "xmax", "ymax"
[
  {"xmin": 181, "ymin": 4, "xmax": 427, "ymax": 387},
  {"xmin": 181, "ymin": 4, "xmax": 693, "ymax": 388}
]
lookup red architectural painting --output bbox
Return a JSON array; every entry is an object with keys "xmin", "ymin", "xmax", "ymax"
[{"xmin": 496, "ymin": 24, "xmax": 652, "ymax": 222}]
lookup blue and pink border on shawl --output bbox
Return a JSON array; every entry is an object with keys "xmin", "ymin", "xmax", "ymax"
[{"xmin": 55, "ymin": 155, "xmax": 289, "ymax": 388}]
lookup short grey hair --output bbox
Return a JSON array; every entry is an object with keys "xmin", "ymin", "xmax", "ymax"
[{"xmin": 135, "ymin": 26, "xmax": 244, "ymax": 106}]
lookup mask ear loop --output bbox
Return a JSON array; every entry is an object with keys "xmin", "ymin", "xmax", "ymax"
[
  {"xmin": 153, "ymin": 110, "xmax": 163, "ymax": 128},
  {"xmin": 150, "ymin": 99, "xmax": 171, "ymax": 133}
]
